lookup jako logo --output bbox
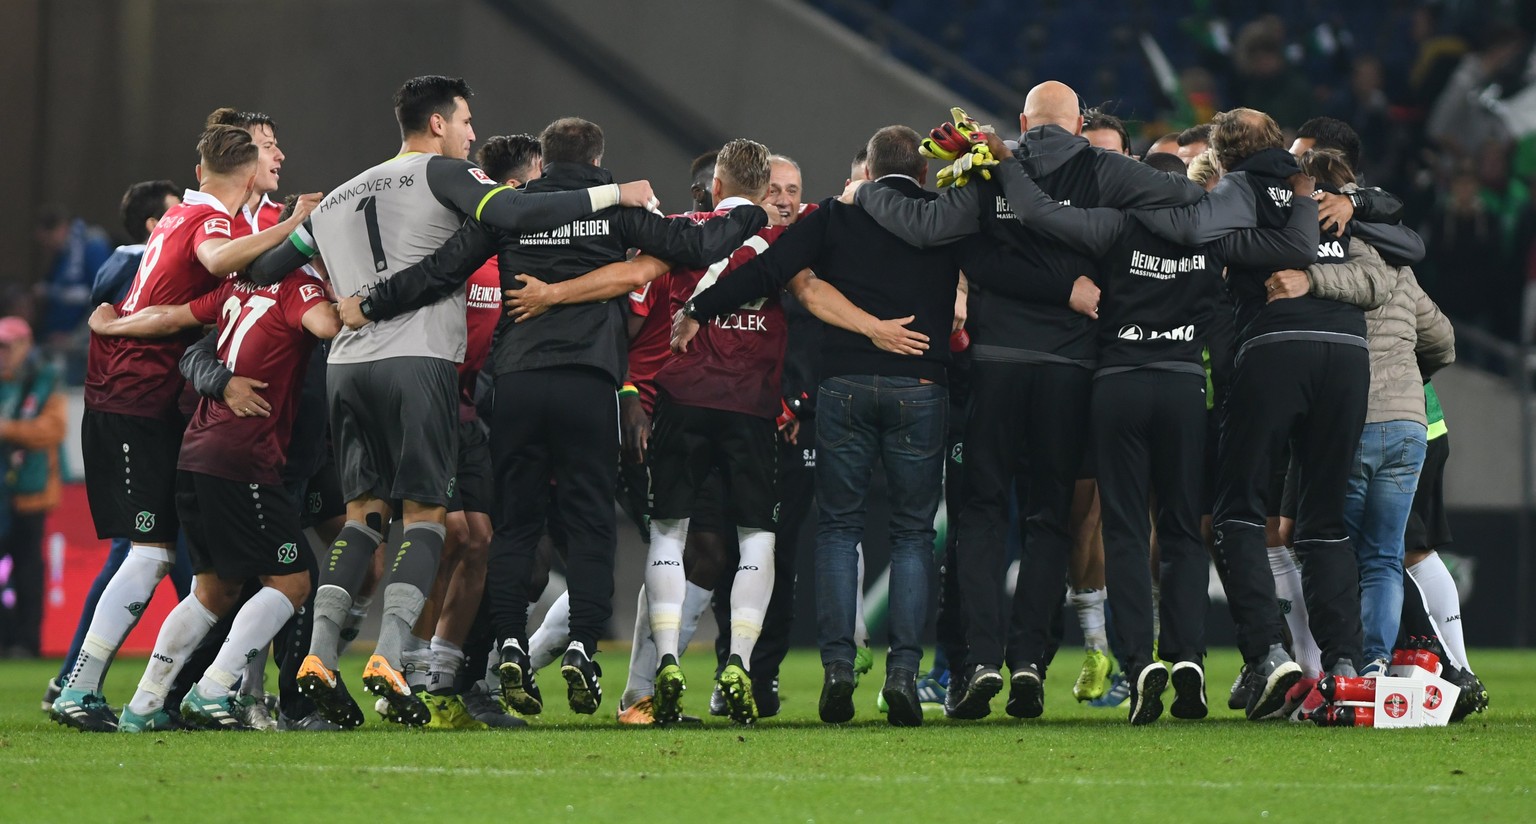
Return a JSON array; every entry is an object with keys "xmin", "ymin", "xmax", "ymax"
[
  {"xmin": 1118, "ymin": 325, "xmax": 1143, "ymax": 340},
  {"xmin": 1122, "ymin": 324, "xmax": 1195, "ymax": 341},
  {"xmin": 1318, "ymin": 240, "xmax": 1345, "ymax": 258}
]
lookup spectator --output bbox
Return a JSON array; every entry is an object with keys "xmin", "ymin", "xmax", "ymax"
[
  {"xmin": 1230, "ymin": 17, "xmax": 1313, "ymax": 130},
  {"xmin": 0, "ymin": 317, "xmax": 67, "ymax": 658},
  {"xmin": 33, "ymin": 206, "xmax": 112, "ymax": 349}
]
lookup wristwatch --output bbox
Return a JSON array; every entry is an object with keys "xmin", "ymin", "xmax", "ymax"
[
  {"xmin": 358, "ymin": 296, "xmax": 376, "ymax": 321},
  {"xmin": 682, "ymin": 299, "xmax": 701, "ymax": 320}
]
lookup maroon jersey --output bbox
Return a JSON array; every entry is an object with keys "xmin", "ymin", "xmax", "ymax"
[
  {"xmin": 460, "ymin": 259, "xmax": 500, "ymax": 422},
  {"xmin": 177, "ymin": 273, "xmax": 332, "ymax": 484},
  {"xmin": 85, "ymin": 191, "xmax": 245, "ymax": 419},
  {"xmin": 654, "ymin": 211, "xmax": 790, "ymax": 419},
  {"xmin": 625, "ymin": 273, "xmax": 674, "ymax": 416}
]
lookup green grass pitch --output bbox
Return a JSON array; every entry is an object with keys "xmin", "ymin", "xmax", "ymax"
[{"xmin": 1, "ymin": 648, "xmax": 1531, "ymax": 822}]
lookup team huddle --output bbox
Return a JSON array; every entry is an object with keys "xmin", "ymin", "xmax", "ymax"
[{"xmin": 45, "ymin": 73, "xmax": 1489, "ymax": 733}]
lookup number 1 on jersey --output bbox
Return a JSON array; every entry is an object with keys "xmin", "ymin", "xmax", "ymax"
[{"xmin": 357, "ymin": 195, "xmax": 389, "ymax": 273}]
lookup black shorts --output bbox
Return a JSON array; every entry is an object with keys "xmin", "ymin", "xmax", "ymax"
[
  {"xmin": 449, "ymin": 418, "xmax": 494, "ymax": 515},
  {"xmin": 328, "ymin": 357, "xmax": 458, "ymax": 508},
  {"xmin": 648, "ymin": 398, "xmax": 778, "ymax": 530},
  {"xmin": 177, "ymin": 471, "xmax": 307, "ymax": 580},
  {"xmin": 82, "ymin": 409, "xmax": 184, "ymax": 542},
  {"xmin": 299, "ymin": 455, "xmax": 345, "ymax": 529},
  {"xmin": 1405, "ymin": 434, "xmax": 1452, "ymax": 552}
]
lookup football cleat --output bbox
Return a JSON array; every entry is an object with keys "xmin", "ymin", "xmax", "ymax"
[
  {"xmin": 234, "ymin": 693, "xmax": 277, "ymax": 731},
  {"xmin": 362, "ymin": 654, "xmax": 430, "ymax": 726},
  {"xmin": 179, "ymin": 684, "xmax": 244, "ymax": 730},
  {"xmin": 118, "ymin": 705, "xmax": 188, "ymax": 733},
  {"xmin": 853, "ymin": 644, "xmax": 874, "ymax": 686},
  {"xmin": 495, "ymin": 639, "xmax": 543, "ymax": 716},
  {"xmin": 52, "ymin": 688, "xmax": 118, "ymax": 732},
  {"xmin": 718, "ymin": 655, "xmax": 758, "ymax": 726},
  {"xmin": 1090, "ymin": 673, "xmax": 1131, "ymax": 709},
  {"xmin": 425, "ymin": 693, "xmax": 489, "ymax": 730},
  {"xmin": 1072, "ymin": 649, "xmax": 1112, "ymax": 702},
  {"xmin": 41, "ymin": 677, "xmax": 61, "ymax": 715},
  {"xmin": 617, "ymin": 696, "xmax": 658, "ymax": 726},
  {"xmin": 296, "ymin": 655, "xmax": 364, "ymax": 729},
  {"xmin": 277, "ymin": 710, "xmax": 343, "ymax": 732},
  {"xmin": 915, "ymin": 668, "xmax": 948, "ymax": 711},
  {"xmin": 461, "ymin": 682, "xmax": 527, "ymax": 729},
  {"xmin": 559, "ymin": 643, "xmax": 603, "ymax": 715},
  {"xmin": 653, "ymin": 654, "xmax": 687, "ymax": 725}
]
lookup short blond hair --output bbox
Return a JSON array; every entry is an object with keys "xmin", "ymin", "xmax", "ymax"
[
  {"xmin": 1187, "ymin": 148, "xmax": 1220, "ymax": 187},
  {"xmin": 714, "ymin": 138, "xmax": 772, "ymax": 199}
]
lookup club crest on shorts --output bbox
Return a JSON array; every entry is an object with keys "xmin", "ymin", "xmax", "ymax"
[
  {"xmin": 134, "ymin": 511, "xmax": 156, "ymax": 533},
  {"xmin": 308, "ymin": 492, "xmax": 322, "ymax": 513},
  {"xmin": 278, "ymin": 542, "xmax": 299, "ymax": 564},
  {"xmin": 950, "ymin": 443, "xmax": 964, "ymax": 464},
  {"xmin": 1278, "ymin": 598, "xmax": 1292, "ymax": 615}
]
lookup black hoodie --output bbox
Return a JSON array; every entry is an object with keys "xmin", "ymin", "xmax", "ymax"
[{"xmin": 854, "ymin": 124, "xmax": 1203, "ymax": 367}]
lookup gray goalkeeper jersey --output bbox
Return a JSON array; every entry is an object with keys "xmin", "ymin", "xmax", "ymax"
[{"xmin": 304, "ymin": 152, "xmax": 605, "ymax": 365}]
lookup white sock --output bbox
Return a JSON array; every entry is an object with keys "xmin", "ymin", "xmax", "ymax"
[
  {"xmin": 67, "ymin": 545, "xmax": 173, "ymax": 693},
  {"xmin": 1070, "ymin": 587, "xmax": 1109, "ymax": 653},
  {"xmin": 728, "ymin": 528, "xmax": 776, "ymax": 664},
  {"xmin": 240, "ymin": 645, "xmax": 269, "ymax": 698},
  {"xmin": 1268, "ymin": 546, "xmax": 1322, "ymax": 677},
  {"xmin": 646, "ymin": 517, "xmax": 689, "ymax": 660},
  {"xmin": 430, "ymin": 635, "xmax": 465, "ymax": 694},
  {"xmin": 678, "ymin": 581, "xmax": 713, "ymax": 650},
  {"xmin": 621, "ymin": 581, "xmax": 714, "ymax": 709},
  {"xmin": 528, "ymin": 590, "xmax": 572, "ymax": 671},
  {"xmin": 1408, "ymin": 552, "xmax": 1471, "ymax": 672},
  {"xmin": 402, "ymin": 634, "xmax": 433, "ymax": 691},
  {"xmin": 125, "ymin": 594, "xmax": 220, "ymax": 715},
  {"xmin": 853, "ymin": 543, "xmax": 869, "ymax": 648},
  {"xmin": 622, "ymin": 586, "xmax": 657, "ymax": 708},
  {"xmin": 198, "ymin": 588, "xmax": 295, "ymax": 698}
]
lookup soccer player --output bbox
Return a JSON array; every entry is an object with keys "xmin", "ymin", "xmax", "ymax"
[
  {"xmin": 245, "ymin": 78, "xmax": 655, "ymax": 728},
  {"xmin": 54, "ymin": 125, "xmax": 317, "ymax": 731},
  {"xmin": 642, "ymin": 139, "xmax": 782, "ymax": 725},
  {"xmin": 43, "ymin": 180, "xmax": 185, "ymax": 713},
  {"xmin": 205, "ymin": 108, "xmax": 285, "ymax": 233},
  {"xmin": 328, "ymin": 115, "xmax": 761, "ymax": 717},
  {"xmin": 88, "ymin": 256, "xmax": 340, "ymax": 731},
  {"xmin": 408, "ymin": 133, "xmax": 544, "ymax": 730},
  {"xmin": 676, "ymin": 126, "xmax": 961, "ymax": 727}
]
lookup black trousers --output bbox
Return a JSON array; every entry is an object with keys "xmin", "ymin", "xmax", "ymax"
[
  {"xmin": 713, "ymin": 429, "xmax": 815, "ymax": 680},
  {"xmin": 1093, "ymin": 370, "xmax": 1209, "ymax": 674},
  {"xmin": 934, "ymin": 409, "xmax": 969, "ymax": 671},
  {"xmin": 1214, "ymin": 340, "xmax": 1367, "ymax": 670},
  {"xmin": 955, "ymin": 360, "xmax": 1091, "ymax": 669},
  {"xmin": 488, "ymin": 367, "xmax": 617, "ymax": 651},
  {"xmin": 0, "ymin": 511, "xmax": 46, "ymax": 655}
]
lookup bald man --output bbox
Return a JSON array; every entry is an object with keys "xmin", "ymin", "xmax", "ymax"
[{"xmin": 851, "ymin": 80, "xmax": 1204, "ymax": 720}]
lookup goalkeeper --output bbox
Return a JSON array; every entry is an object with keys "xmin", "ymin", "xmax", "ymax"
[{"xmin": 840, "ymin": 81, "xmax": 1208, "ymax": 720}]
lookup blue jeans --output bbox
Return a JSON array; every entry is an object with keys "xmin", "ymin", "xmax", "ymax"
[
  {"xmin": 1343, "ymin": 421, "xmax": 1427, "ymax": 664},
  {"xmin": 56, "ymin": 534, "xmax": 194, "ymax": 682},
  {"xmin": 814, "ymin": 375, "xmax": 946, "ymax": 673}
]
